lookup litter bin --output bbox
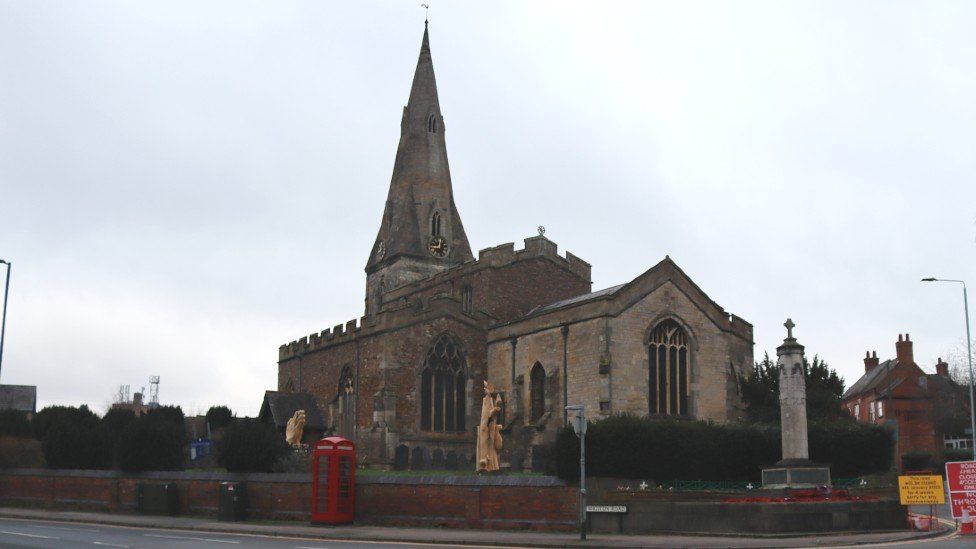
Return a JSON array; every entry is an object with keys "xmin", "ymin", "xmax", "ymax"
[{"xmin": 218, "ymin": 482, "xmax": 247, "ymax": 522}]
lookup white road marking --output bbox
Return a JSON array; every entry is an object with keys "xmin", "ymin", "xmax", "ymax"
[
  {"xmin": 144, "ymin": 533, "xmax": 240, "ymax": 544},
  {"xmin": 93, "ymin": 542, "xmax": 130, "ymax": 548},
  {"xmin": 0, "ymin": 529, "xmax": 59, "ymax": 539},
  {"xmin": 29, "ymin": 523, "xmax": 101, "ymax": 533}
]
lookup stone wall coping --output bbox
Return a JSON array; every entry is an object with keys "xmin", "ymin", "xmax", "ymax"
[{"xmin": 0, "ymin": 468, "xmax": 566, "ymax": 487}]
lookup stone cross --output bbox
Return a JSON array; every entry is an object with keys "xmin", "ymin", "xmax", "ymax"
[{"xmin": 784, "ymin": 318, "xmax": 795, "ymax": 340}]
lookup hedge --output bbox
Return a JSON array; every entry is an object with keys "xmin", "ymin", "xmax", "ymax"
[
  {"xmin": 217, "ymin": 419, "xmax": 290, "ymax": 473},
  {"xmin": 0, "ymin": 410, "xmax": 31, "ymax": 437},
  {"xmin": 116, "ymin": 414, "xmax": 185, "ymax": 472},
  {"xmin": 551, "ymin": 414, "xmax": 893, "ymax": 481},
  {"xmin": 36, "ymin": 406, "xmax": 112, "ymax": 469}
]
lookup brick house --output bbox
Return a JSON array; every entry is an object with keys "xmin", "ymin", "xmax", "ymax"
[
  {"xmin": 842, "ymin": 333, "xmax": 968, "ymax": 466},
  {"xmin": 276, "ymin": 25, "xmax": 754, "ymax": 470}
]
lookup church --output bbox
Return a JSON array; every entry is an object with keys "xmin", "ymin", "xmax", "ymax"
[{"xmin": 276, "ymin": 25, "xmax": 754, "ymax": 470}]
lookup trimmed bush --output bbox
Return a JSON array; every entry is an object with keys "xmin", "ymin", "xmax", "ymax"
[
  {"xmin": 901, "ymin": 451, "xmax": 932, "ymax": 473},
  {"xmin": 102, "ymin": 408, "xmax": 136, "ymax": 440},
  {"xmin": 116, "ymin": 415, "xmax": 185, "ymax": 472},
  {"xmin": 551, "ymin": 414, "xmax": 893, "ymax": 482},
  {"xmin": 33, "ymin": 405, "xmax": 98, "ymax": 440},
  {"xmin": 38, "ymin": 406, "xmax": 112, "ymax": 469},
  {"xmin": 217, "ymin": 420, "xmax": 290, "ymax": 473},
  {"xmin": 205, "ymin": 406, "xmax": 234, "ymax": 432},
  {"xmin": 0, "ymin": 410, "xmax": 31, "ymax": 437}
]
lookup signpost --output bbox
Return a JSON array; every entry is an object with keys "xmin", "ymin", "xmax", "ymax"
[
  {"xmin": 946, "ymin": 461, "xmax": 976, "ymax": 519},
  {"xmin": 566, "ymin": 405, "xmax": 586, "ymax": 541},
  {"xmin": 899, "ymin": 472, "xmax": 946, "ymax": 532},
  {"xmin": 897, "ymin": 475, "xmax": 945, "ymax": 505}
]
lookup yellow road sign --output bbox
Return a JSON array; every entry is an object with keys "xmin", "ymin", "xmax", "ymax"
[{"xmin": 898, "ymin": 475, "xmax": 946, "ymax": 505}]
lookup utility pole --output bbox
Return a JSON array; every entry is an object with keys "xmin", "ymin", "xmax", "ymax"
[{"xmin": 0, "ymin": 259, "xmax": 10, "ymax": 380}]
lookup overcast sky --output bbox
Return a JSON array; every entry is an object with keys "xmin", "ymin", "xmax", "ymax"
[{"xmin": 1, "ymin": 2, "xmax": 974, "ymax": 417}]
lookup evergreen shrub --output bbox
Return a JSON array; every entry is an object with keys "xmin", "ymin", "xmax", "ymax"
[
  {"xmin": 205, "ymin": 406, "xmax": 234, "ymax": 432},
  {"xmin": 0, "ymin": 410, "xmax": 31, "ymax": 437},
  {"xmin": 901, "ymin": 451, "xmax": 932, "ymax": 473},
  {"xmin": 551, "ymin": 414, "xmax": 893, "ymax": 481},
  {"xmin": 37, "ymin": 406, "xmax": 112, "ymax": 469},
  {"xmin": 217, "ymin": 420, "xmax": 290, "ymax": 473},
  {"xmin": 116, "ymin": 415, "xmax": 185, "ymax": 472}
]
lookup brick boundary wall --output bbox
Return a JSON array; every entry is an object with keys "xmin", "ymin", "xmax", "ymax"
[{"xmin": 0, "ymin": 470, "xmax": 576, "ymax": 532}]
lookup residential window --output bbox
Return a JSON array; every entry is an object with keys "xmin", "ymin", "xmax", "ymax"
[
  {"xmin": 854, "ymin": 403, "xmax": 860, "ymax": 419},
  {"xmin": 869, "ymin": 402, "xmax": 876, "ymax": 422},
  {"xmin": 877, "ymin": 400, "xmax": 884, "ymax": 418},
  {"xmin": 648, "ymin": 319, "xmax": 689, "ymax": 416}
]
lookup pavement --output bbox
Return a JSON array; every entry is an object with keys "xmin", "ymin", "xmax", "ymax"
[{"xmin": 0, "ymin": 507, "xmax": 958, "ymax": 548}]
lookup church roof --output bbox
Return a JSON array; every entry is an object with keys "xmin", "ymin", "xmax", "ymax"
[
  {"xmin": 532, "ymin": 284, "xmax": 626, "ymax": 315},
  {"xmin": 258, "ymin": 390, "xmax": 326, "ymax": 430},
  {"xmin": 366, "ymin": 25, "xmax": 473, "ymax": 274}
]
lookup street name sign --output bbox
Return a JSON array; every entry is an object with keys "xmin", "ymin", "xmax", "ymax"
[
  {"xmin": 897, "ymin": 475, "xmax": 945, "ymax": 505},
  {"xmin": 946, "ymin": 460, "xmax": 976, "ymax": 519},
  {"xmin": 585, "ymin": 505, "xmax": 627, "ymax": 513}
]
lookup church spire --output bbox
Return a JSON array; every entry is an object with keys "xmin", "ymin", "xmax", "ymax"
[{"xmin": 365, "ymin": 25, "xmax": 473, "ymax": 304}]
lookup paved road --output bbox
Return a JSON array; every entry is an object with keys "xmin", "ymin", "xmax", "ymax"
[
  {"xmin": 0, "ymin": 518, "xmax": 501, "ymax": 549},
  {"xmin": 0, "ymin": 515, "xmax": 968, "ymax": 549}
]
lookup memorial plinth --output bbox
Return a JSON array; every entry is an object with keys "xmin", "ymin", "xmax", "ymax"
[{"xmin": 761, "ymin": 319, "xmax": 831, "ymax": 489}]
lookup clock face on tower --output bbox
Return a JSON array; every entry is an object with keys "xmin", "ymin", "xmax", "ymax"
[{"xmin": 428, "ymin": 235, "xmax": 448, "ymax": 258}]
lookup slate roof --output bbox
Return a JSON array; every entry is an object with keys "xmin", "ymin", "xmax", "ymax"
[
  {"xmin": 532, "ymin": 284, "xmax": 626, "ymax": 315},
  {"xmin": 0, "ymin": 384, "xmax": 37, "ymax": 414},
  {"xmin": 258, "ymin": 391, "xmax": 326, "ymax": 429},
  {"xmin": 843, "ymin": 359, "xmax": 898, "ymax": 399}
]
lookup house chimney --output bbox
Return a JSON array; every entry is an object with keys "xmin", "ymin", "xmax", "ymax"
[
  {"xmin": 895, "ymin": 333, "xmax": 914, "ymax": 366},
  {"xmin": 936, "ymin": 357, "xmax": 949, "ymax": 378},
  {"xmin": 864, "ymin": 350, "xmax": 880, "ymax": 373}
]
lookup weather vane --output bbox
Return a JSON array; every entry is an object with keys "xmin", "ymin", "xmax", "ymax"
[{"xmin": 421, "ymin": 3, "xmax": 429, "ymax": 24}]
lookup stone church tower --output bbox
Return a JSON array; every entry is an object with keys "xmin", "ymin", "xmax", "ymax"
[
  {"xmin": 276, "ymin": 25, "xmax": 754, "ymax": 471},
  {"xmin": 365, "ymin": 25, "xmax": 473, "ymax": 316}
]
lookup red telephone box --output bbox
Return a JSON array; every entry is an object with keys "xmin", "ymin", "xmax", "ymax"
[{"xmin": 311, "ymin": 436, "xmax": 355, "ymax": 524}]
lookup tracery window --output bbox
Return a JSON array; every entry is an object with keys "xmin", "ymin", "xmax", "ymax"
[
  {"xmin": 530, "ymin": 362, "xmax": 546, "ymax": 422},
  {"xmin": 420, "ymin": 334, "xmax": 467, "ymax": 432},
  {"xmin": 647, "ymin": 319, "xmax": 690, "ymax": 416},
  {"xmin": 427, "ymin": 114, "xmax": 438, "ymax": 133}
]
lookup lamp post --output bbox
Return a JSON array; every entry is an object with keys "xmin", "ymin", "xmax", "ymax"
[
  {"xmin": 922, "ymin": 277, "xmax": 975, "ymax": 460},
  {"xmin": 565, "ymin": 404, "xmax": 586, "ymax": 540},
  {"xmin": 0, "ymin": 259, "xmax": 9, "ymax": 381}
]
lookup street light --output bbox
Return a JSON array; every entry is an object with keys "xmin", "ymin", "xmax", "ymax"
[
  {"xmin": 565, "ymin": 404, "xmax": 586, "ymax": 540},
  {"xmin": 0, "ymin": 259, "xmax": 9, "ymax": 381},
  {"xmin": 922, "ymin": 277, "xmax": 975, "ymax": 460}
]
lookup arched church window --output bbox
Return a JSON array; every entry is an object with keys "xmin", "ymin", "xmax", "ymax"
[
  {"xmin": 460, "ymin": 285, "xmax": 473, "ymax": 314},
  {"xmin": 427, "ymin": 114, "xmax": 438, "ymax": 133},
  {"xmin": 284, "ymin": 378, "xmax": 295, "ymax": 393},
  {"xmin": 648, "ymin": 319, "xmax": 690, "ymax": 416},
  {"xmin": 337, "ymin": 367, "xmax": 354, "ymax": 438},
  {"xmin": 431, "ymin": 211, "xmax": 441, "ymax": 237},
  {"xmin": 420, "ymin": 334, "xmax": 467, "ymax": 432},
  {"xmin": 530, "ymin": 362, "xmax": 545, "ymax": 422}
]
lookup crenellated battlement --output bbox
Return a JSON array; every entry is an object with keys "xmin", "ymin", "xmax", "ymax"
[
  {"xmin": 477, "ymin": 236, "xmax": 591, "ymax": 282},
  {"xmin": 279, "ymin": 316, "xmax": 366, "ymax": 360}
]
